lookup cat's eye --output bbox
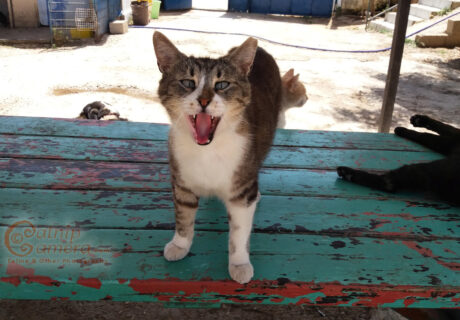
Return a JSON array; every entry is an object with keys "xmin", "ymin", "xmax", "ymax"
[
  {"xmin": 215, "ymin": 81, "xmax": 230, "ymax": 91},
  {"xmin": 180, "ymin": 79, "xmax": 195, "ymax": 89}
]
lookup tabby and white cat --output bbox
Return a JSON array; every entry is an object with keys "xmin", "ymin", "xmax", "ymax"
[{"xmin": 153, "ymin": 31, "xmax": 283, "ymax": 283}]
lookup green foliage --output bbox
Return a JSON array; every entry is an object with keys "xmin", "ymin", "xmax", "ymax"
[{"xmin": 437, "ymin": 7, "xmax": 452, "ymax": 16}]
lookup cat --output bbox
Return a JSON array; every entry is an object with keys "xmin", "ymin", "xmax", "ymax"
[
  {"xmin": 152, "ymin": 31, "xmax": 283, "ymax": 284},
  {"xmin": 278, "ymin": 68, "xmax": 308, "ymax": 128},
  {"xmin": 281, "ymin": 68, "xmax": 308, "ymax": 109},
  {"xmin": 337, "ymin": 115, "xmax": 460, "ymax": 206},
  {"xmin": 77, "ymin": 74, "xmax": 307, "ymax": 127},
  {"xmin": 77, "ymin": 101, "xmax": 127, "ymax": 121}
]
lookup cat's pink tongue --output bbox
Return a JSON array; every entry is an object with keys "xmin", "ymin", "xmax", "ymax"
[{"xmin": 195, "ymin": 113, "xmax": 212, "ymax": 144}]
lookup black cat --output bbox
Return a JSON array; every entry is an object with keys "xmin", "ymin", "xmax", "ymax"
[{"xmin": 337, "ymin": 115, "xmax": 460, "ymax": 206}]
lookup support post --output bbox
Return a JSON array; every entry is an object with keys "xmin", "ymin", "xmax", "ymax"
[
  {"xmin": 378, "ymin": 0, "xmax": 411, "ymax": 133},
  {"xmin": 7, "ymin": 0, "xmax": 14, "ymax": 28}
]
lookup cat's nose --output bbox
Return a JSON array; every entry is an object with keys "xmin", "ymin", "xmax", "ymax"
[{"xmin": 198, "ymin": 98, "xmax": 210, "ymax": 111}]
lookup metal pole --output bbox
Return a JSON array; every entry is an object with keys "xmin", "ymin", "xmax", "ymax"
[{"xmin": 378, "ymin": 0, "xmax": 411, "ymax": 133}]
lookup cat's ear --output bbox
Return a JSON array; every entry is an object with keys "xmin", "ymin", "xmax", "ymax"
[
  {"xmin": 227, "ymin": 37, "xmax": 258, "ymax": 75},
  {"xmin": 284, "ymin": 73, "xmax": 300, "ymax": 92},
  {"xmin": 282, "ymin": 69, "xmax": 295, "ymax": 81},
  {"xmin": 153, "ymin": 32, "xmax": 186, "ymax": 73},
  {"xmin": 289, "ymin": 74, "xmax": 300, "ymax": 92}
]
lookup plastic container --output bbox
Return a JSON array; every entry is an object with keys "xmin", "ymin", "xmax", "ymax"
[
  {"xmin": 151, "ymin": 1, "xmax": 161, "ymax": 19},
  {"xmin": 131, "ymin": 1, "xmax": 151, "ymax": 25}
]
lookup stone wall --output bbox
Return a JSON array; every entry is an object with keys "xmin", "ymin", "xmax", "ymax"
[{"xmin": 341, "ymin": 0, "xmax": 398, "ymax": 14}]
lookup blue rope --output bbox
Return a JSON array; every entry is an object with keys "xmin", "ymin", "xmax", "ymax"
[{"xmin": 130, "ymin": 11, "xmax": 460, "ymax": 53}]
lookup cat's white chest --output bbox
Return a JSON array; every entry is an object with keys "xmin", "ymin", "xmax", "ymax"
[{"xmin": 171, "ymin": 126, "xmax": 247, "ymax": 198}]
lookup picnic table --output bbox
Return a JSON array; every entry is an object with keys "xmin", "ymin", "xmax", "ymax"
[{"xmin": 0, "ymin": 116, "xmax": 459, "ymax": 308}]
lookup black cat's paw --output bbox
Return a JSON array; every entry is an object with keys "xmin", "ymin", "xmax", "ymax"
[
  {"xmin": 410, "ymin": 114, "xmax": 430, "ymax": 128},
  {"xmin": 337, "ymin": 166, "xmax": 355, "ymax": 182},
  {"xmin": 394, "ymin": 126, "xmax": 410, "ymax": 137}
]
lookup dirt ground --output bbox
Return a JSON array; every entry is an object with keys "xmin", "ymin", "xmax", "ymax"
[
  {"xmin": 1, "ymin": 9, "xmax": 460, "ymax": 320},
  {"xmin": 0, "ymin": 300, "xmax": 376, "ymax": 320},
  {"xmin": 0, "ymin": 10, "xmax": 459, "ymax": 132}
]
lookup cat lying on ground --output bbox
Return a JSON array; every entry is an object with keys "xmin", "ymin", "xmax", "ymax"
[
  {"xmin": 77, "ymin": 101, "xmax": 127, "ymax": 121},
  {"xmin": 337, "ymin": 115, "xmax": 460, "ymax": 206}
]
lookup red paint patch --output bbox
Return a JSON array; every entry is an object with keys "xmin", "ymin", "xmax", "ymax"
[
  {"xmin": 7, "ymin": 262, "xmax": 35, "ymax": 277},
  {"xmin": 118, "ymin": 279, "xmax": 127, "ymax": 284},
  {"xmin": 126, "ymin": 278, "xmax": 458, "ymax": 307},
  {"xmin": 112, "ymin": 252, "xmax": 123, "ymax": 258},
  {"xmin": 128, "ymin": 217, "xmax": 144, "ymax": 222},
  {"xmin": 1, "ymin": 277, "xmax": 21, "ymax": 287},
  {"xmin": 403, "ymin": 297, "xmax": 417, "ymax": 307},
  {"xmin": 77, "ymin": 277, "xmax": 102, "ymax": 289},
  {"xmin": 402, "ymin": 241, "xmax": 460, "ymax": 271},
  {"xmin": 363, "ymin": 212, "xmax": 425, "ymax": 222}
]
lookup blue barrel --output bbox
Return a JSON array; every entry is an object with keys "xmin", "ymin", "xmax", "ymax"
[
  {"xmin": 228, "ymin": 0, "xmax": 249, "ymax": 12},
  {"xmin": 270, "ymin": 0, "xmax": 291, "ymax": 14},
  {"xmin": 291, "ymin": 0, "xmax": 313, "ymax": 15},
  {"xmin": 312, "ymin": 0, "xmax": 333, "ymax": 17},
  {"xmin": 228, "ymin": 0, "xmax": 332, "ymax": 17},
  {"xmin": 163, "ymin": 0, "xmax": 192, "ymax": 10}
]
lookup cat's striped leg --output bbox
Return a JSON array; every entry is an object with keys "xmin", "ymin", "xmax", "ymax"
[
  {"xmin": 226, "ymin": 182, "xmax": 260, "ymax": 284},
  {"xmin": 164, "ymin": 184, "xmax": 199, "ymax": 261}
]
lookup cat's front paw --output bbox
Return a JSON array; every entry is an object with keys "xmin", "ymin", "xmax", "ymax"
[
  {"xmin": 229, "ymin": 263, "xmax": 254, "ymax": 284},
  {"xmin": 394, "ymin": 126, "xmax": 410, "ymax": 137},
  {"xmin": 337, "ymin": 166, "xmax": 355, "ymax": 181},
  {"xmin": 410, "ymin": 114, "xmax": 429, "ymax": 128},
  {"xmin": 163, "ymin": 241, "xmax": 189, "ymax": 261}
]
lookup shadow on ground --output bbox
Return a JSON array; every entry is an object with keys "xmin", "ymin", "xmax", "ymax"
[{"xmin": 331, "ymin": 55, "xmax": 460, "ymax": 130}]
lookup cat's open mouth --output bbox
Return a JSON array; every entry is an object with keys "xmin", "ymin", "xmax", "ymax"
[{"xmin": 188, "ymin": 113, "xmax": 221, "ymax": 145}]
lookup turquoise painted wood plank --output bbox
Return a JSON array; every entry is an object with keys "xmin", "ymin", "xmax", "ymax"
[
  {"xmin": 1, "ymin": 229, "xmax": 459, "ymax": 286},
  {"xmin": 0, "ymin": 134, "xmax": 442, "ymax": 169},
  {"xmin": 1, "ymin": 229, "xmax": 459, "ymax": 306},
  {"xmin": 0, "ymin": 116, "xmax": 170, "ymax": 141},
  {"xmin": 1, "ymin": 188, "xmax": 458, "ymax": 239},
  {"xmin": 0, "ymin": 116, "xmax": 429, "ymax": 151},
  {"xmin": 0, "ymin": 159, "xmax": 449, "ymax": 204},
  {"xmin": 0, "ymin": 278, "xmax": 458, "ymax": 308}
]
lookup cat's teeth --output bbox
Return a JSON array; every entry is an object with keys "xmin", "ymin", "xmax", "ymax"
[
  {"xmin": 193, "ymin": 115, "xmax": 196, "ymax": 120},
  {"xmin": 211, "ymin": 116, "xmax": 215, "ymax": 121}
]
